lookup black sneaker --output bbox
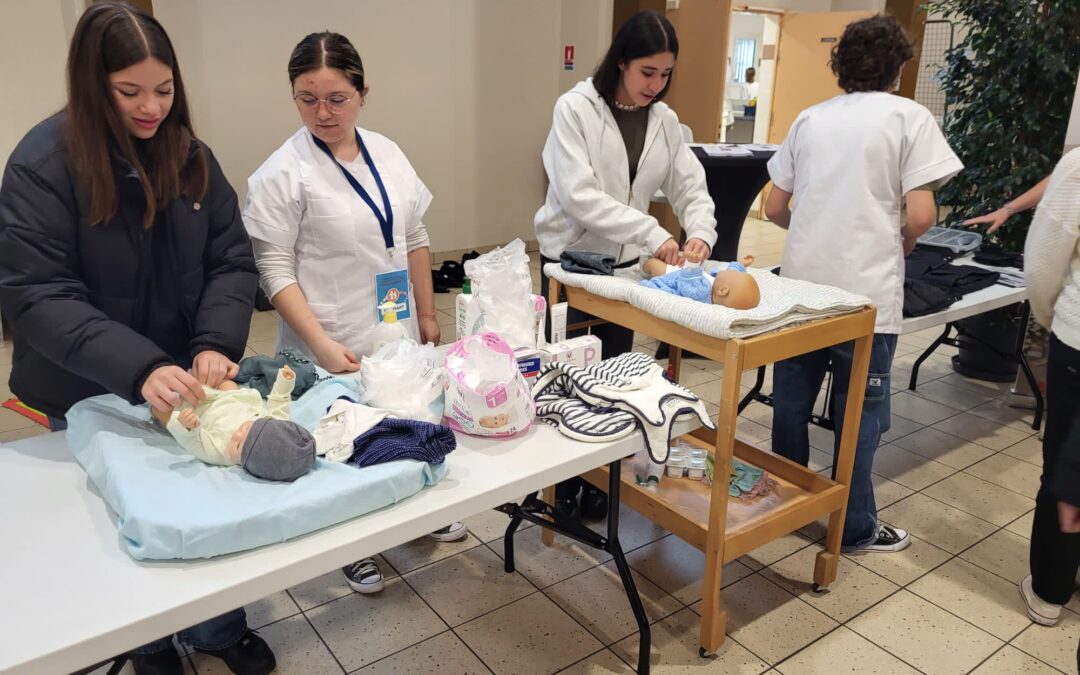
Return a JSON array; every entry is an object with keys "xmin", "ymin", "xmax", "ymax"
[
  {"xmin": 553, "ymin": 496, "xmax": 579, "ymax": 521},
  {"xmin": 131, "ymin": 645, "xmax": 183, "ymax": 675},
  {"xmin": 343, "ymin": 557, "xmax": 385, "ymax": 594},
  {"xmin": 193, "ymin": 630, "xmax": 275, "ymax": 675},
  {"xmin": 842, "ymin": 524, "xmax": 911, "ymax": 553},
  {"xmin": 579, "ymin": 486, "xmax": 608, "ymax": 521}
]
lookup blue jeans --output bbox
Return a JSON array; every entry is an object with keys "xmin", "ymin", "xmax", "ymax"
[
  {"xmin": 135, "ymin": 608, "xmax": 249, "ymax": 654},
  {"xmin": 49, "ymin": 418, "xmax": 249, "ymax": 653},
  {"xmin": 771, "ymin": 334, "xmax": 897, "ymax": 548}
]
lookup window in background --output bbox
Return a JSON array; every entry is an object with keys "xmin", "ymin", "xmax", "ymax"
[{"xmin": 733, "ymin": 38, "xmax": 756, "ymax": 83}]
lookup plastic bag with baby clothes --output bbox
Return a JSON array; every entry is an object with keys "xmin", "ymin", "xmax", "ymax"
[{"xmin": 357, "ymin": 338, "xmax": 445, "ymax": 424}]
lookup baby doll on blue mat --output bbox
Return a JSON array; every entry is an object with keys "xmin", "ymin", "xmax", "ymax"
[
  {"xmin": 150, "ymin": 365, "xmax": 315, "ymax": 482},
  {"xmin": 640, "ymin": 253, "xmax": 761, "ymax": 309}
]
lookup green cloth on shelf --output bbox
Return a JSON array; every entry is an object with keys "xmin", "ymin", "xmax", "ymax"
[{"xmin": 729, "ymin": 458, "xmax": 764, "ymax": 497}]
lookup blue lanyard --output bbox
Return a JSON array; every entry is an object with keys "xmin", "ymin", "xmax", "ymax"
[{"xmin": 311, "ymin": 129, "xmax": 395, "ymax": 255}]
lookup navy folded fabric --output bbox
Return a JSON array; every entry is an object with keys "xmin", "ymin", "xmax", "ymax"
[{"xmin": 349, "ymin": 418, "xmax": 456, "ymax": 467}]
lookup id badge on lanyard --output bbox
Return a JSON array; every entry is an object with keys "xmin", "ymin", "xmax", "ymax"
[
  {"xmin": 374, "ymin": 268, "xmax": 412, "ymax": 322},
  {"xmin": 312, "ymin": 129, "xmax": 396, "ymax": 259}
]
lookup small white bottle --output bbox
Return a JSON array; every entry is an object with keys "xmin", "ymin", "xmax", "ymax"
[{"xmin": 370, "ymin": 302, "xmax": 408, "ymax": 352}]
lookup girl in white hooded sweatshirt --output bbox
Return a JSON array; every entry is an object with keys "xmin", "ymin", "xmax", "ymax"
[{"xmin": 534, "ymin": 10, "xmax": 717, "ymax": 521}]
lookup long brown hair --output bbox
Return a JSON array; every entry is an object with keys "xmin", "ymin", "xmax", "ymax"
[{"xmin": 65, "ymin": 1, "xmax": 207, "ymax": 228}]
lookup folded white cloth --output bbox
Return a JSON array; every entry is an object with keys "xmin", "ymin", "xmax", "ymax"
[
  {"xmin": 544, "ymin": 262, "xmax": 871, "ymax": 339},
  {"xmin": 314, "ymin": 399, "xmax": 389, "ymax": 462}
]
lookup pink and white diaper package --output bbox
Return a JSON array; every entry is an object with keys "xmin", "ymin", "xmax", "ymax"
[{"xmin": 444, "ymin": 333, "xmax": 535, "ymax": 437}]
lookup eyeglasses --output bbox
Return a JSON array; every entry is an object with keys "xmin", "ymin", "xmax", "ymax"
[{"xmin": 292, "ymin": 90, "xmax": 360, "ymax": 114}]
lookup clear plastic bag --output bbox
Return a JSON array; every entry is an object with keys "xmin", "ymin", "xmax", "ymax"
[
  {"xmin": 463, "ymin": 239, "xmax": 537, "ymax": 348},
  {"xmin": 358, "ymin": 338, "xmax": 445, "ymax": 423}
]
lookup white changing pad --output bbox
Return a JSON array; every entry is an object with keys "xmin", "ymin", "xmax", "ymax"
[
  {"xmin": 66, "ymin": 377, "xmax": 448, "ymax": 560},
  {"xmin": 544, "ymin": 262, "xmax": 871, "ymax": 339}
]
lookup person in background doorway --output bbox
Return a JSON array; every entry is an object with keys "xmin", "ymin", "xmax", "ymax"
[
  {"xmin": 0, "ymin": 4, "xmax": 273, "ymax": 674},
  {"xmin": 764, "ymin": 14, "xmax": 963, "ymax": 555},
  {"xmin": 744, "ymin": 67, "xmax": 759, "ymax": 113},
  {"xmin": 1020, "ymin": 146, "xmax": 1080, "ymax": 627},
  {"xmin": 534, "ymin": 10, "xmax": 718, "ymax": 521},
  {"xmin": 242, "ymin": 31, "xmax": 467, "ymax": 599}
]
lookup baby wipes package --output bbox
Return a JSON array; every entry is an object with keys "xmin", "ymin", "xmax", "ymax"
[{"xmin": 444, "ymin": 333, "xmax": 535, "ymax": 437}]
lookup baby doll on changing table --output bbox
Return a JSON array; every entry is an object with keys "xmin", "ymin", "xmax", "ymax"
[
  {"xmin": 640, "ymin": 253, "xmax": 761, "ymax": 309},
  {"xmin": 150, "ymin": 365, "xmax": 316, "ymax": 482}
]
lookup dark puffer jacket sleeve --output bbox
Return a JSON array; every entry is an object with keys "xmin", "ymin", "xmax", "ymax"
[
  {"xmin": 187, "ymin": 147, "xmax": 258, "ymax": 362},
  {"xmin": 0, "ymin": 161, "xmax": 173, "ymax": 404}
]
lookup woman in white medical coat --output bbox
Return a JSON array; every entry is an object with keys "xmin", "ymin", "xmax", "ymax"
[
  {"xmin": 243, "ymin": 31, "xmax": 464, "ymax": 596},
  {"xmin": 244, "ymin": 32, "xmax": 439, "ymax": 374}
]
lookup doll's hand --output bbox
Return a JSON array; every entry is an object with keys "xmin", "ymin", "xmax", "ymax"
[
  {"xmin": 419, "ymin": 316, "xmax": 441, "ymax": 346},
  {"xmin": 192, "ymin": 350, "xmax": 239, "ymax": 388},
  {"xmin": 279, "ymin": 365, "xmax": 295, "ymax": 381},
  {"xmin": 313, "ymin": 337, "xmax": 360, "ymax": 374},
  {"xmin": 178, "ymin": 409, "xmax": 201, "ymax": 431},
  {"xmin": 684, "ymin": 238, "xmax": 711, "ymax": 263}
]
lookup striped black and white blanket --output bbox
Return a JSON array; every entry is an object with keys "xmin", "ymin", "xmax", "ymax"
[{"xmin": 532, "ymin": 352, "xmax": 715, "ymax": 462}]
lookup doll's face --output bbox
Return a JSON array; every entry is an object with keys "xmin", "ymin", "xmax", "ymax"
[
  {"xmin": 228, "ymin": 420, "xmax": 255, "ymax": 463},
  {"xmin": 711, "ymin": 271, "xmax": 761, "ymax": 309}
]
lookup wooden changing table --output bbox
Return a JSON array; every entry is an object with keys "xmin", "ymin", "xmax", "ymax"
[{"xmin": 543, "ymin": 277, "xmax": 877, "ymax": 657}]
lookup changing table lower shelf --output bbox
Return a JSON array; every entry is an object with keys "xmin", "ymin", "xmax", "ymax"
[{"xmin": 582, "ymin": 433, "xmax": 847, "ymax": 565}]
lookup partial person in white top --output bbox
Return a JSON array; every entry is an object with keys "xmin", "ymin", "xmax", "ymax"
[
  {"xmin": 242, "ymin": 31, "xmax": 466, "ymax": 598},
  {"xmin": 765, "ymin": 15, "xmax": 962, "ymax": 555},
  {"xmin": 243, "ymin": 33, "xmax": 438, "ymax": 375},
  {"xmin": 1020, "ymin": 147, "xmax": 1080, "ymax": 625},
  {"xmin": 535, "ymin": 10, "xmax": 718, "ymax": 523},
  {"xmin": 534, "ymin": 12, "xmax": 717, "ymax": 271},
  {"xmin": 744, "ymin": 68, "xmax": 760, "ymax": 104}
]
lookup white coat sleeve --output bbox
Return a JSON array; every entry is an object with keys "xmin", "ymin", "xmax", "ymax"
[
  {"xmin": 544, "ymin": 98, "xmax": 672, "ymax": 255},
  {"xmin": 900, "ymin": 107, "xmax": 964, "ymax": 195},
  {"xmin": 243, "ymin": 162, "xmax": 302, "ymax": 249},
  {"xmin": 662, "ymin": 120, "xmax": 718, "ymax": 250},
  {"xmin": 1025, "ymin": 155, "xmax": 1080, "ymax": 328},
  {"xmin": 767, "ymin": 115, "xmax": 800, "ymax": 193},
  {"xmin": 251, "ymin": 238, "xmax": 297, "ymax": 301},
  {"xmin": 407, "ymin": 171, "xmax": 433, "ymax": 252}
]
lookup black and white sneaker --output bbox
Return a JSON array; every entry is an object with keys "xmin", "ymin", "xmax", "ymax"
[
  {"xmin": 343, "ymin": 558, "xmax": 385, "ymax": 594},
  {"xmin": 842, "ymin": 524, "xmax": 911, "ymax": 554},
  {"xmin": 427, "ymin": 522, "xmax": 469, "ymax": 542}
]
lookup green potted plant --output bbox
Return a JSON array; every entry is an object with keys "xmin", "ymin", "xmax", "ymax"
[{"xmin": 929, "ymin": 0, "xmax": 1080, "ymax": 381}]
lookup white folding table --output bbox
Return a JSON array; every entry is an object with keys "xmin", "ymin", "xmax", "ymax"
[
  {"xmin": 0, "ymin": 420, "xmax": 694, "ymax": 675},
  {"xmin": 743, "ymin": 258, "xmax": 1043, "ymax": 431}
]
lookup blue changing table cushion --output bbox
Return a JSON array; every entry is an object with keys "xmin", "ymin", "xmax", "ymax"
[{"xmin": 65, "ymin": 377, "xmax": 448, "ymax": 560}]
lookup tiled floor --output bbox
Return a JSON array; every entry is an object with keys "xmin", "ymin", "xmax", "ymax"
[{"xmin": 4, "ymin": 219, "xmax": 1076, "ymax": 673}]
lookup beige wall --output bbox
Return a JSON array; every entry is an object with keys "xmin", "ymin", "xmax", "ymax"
[
  {"xmin": 153, "ymin": 0, "xmax": 613, "ymax": 253},
  {"xmin": 0, "ymin": 0, "xmax": 612, "ymax": 253},
  {"xmin": 0, "ymin": 1, "xmax": 70, "ymax": 177}
]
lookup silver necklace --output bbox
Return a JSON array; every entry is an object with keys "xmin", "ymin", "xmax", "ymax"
[{"xmin": 613, "ymin": 99, "xmax": 640, "ymax": 112}]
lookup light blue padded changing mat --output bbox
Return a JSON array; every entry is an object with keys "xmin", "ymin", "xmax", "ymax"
[{"xmin": 66, "ymin": 377, "xmax": 448, "ymax": 561}]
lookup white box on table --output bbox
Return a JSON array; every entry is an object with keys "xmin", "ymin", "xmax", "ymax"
[{"xmin": 539, "ymin": 335, "xmax": 602, "ymax": 369}]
